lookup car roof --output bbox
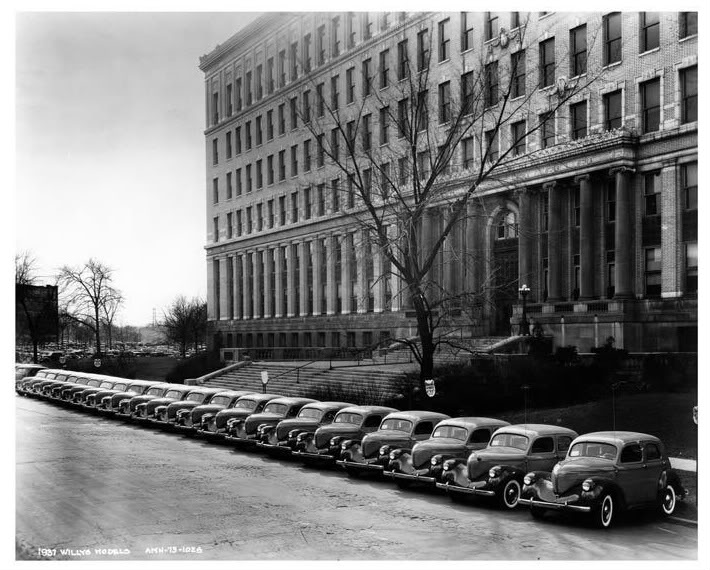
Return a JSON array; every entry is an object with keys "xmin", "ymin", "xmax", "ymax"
[
  {"xmin": 16, "ymin": 363, "xmax": 46, "ymax": 370},
  {"xmin": 574, "ymin": 431, "xmax": 662, "ymax": 446},
  {"xmin": 163, "ymin": 385, "xmax": 194, "ymax": 393},
  {"xmin": 383, "ymin": 410, "xmax": 451, "ymax": 423},
  {"xmin": 301, "ymin": 401, "xmax": 352, "ymax": 411},
  {"xmin": 185, "ymin": 387, "xmax": 225, "ymax": 395},
  {"xmin": 236, "ymin": 393, "xmax": 281, "ymax": 403},
  {"xmin": 127, "ymin": 379, "xmax": 160, "ymax": 387},
  {"xmin": 494, "ymin": 424, "xmax": 578, "ymax": 438},
  {"xmin": 264, "ymin": 396, "xmax": 318, "ymax": 406},
  {"xmin": 212, "ymin": 390, "xmax": 256, "ymax": 398},
  {"xmin": 438, "ymin": 417, "xmax": 511, "ymax": 430},
  {"xmin": 337, "ymin": 405, "xmax": 399, "ymax": 415}
]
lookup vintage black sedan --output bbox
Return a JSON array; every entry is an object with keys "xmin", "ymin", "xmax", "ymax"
[
  {"xmin": 336, "ymin": 411, "xmax": 450, "ymax": 476},
  {"xmin": 97, "ymin": 380, "xmax": 163, "ymax": 414},
  {"xmin": 115, "ymin": 382, "xmax": 175, "ymax": 417},
  {"xmin": 384, "ymin": 417, "xmax": 510, "ymax": 488},
  {"xmin": 153, "ymin": 387, "xmax": 225, "ymax": 428},
  {"xmin": 519, "ymin": 431, "xmax": 686, "ymax": 527},
  {"xmin": 437, "ymin": 424, "xmax": 578, "ymax": 509},
  {"xmin": 15, "ymin": 364, "xmax": 46, "ymax": 394},
  {"xmin": 256, "ymin": 401, "xmax": 352, "ymax": 455},
  {"xmin": 176, "ymin": 390, "xmax": 254, "ymax": 433},
  {"xmin": 21, "ymin": 369, "xmax": 62, "ymax": 396},
  {"xmin": 134, "ymin": 385, "xmax": 194, "ymax": 422},
  {"xmin": 213, "ymin": 393, "xmax": 282, "ymax": 438},
  {"xmin": 292, "ymin": 405, "xmax": 399, "ymax": 465},
  {"xmin": 226, "ymin": 396, "xmax": 317, "ymax": 446},
  {"xmin": 33, "ymin": 372, "xmax": 78, "ymax": 399},
  {"xmin": 84, "ymin": 379, "xmax": 134, "ymax": 410},
  {"xmin": 72, "ymin": 377, "xmax": 121, "ymax": 406},
  {"xmin": 56, "ymin": 374, "xmax": 105, "ymax": 402}
]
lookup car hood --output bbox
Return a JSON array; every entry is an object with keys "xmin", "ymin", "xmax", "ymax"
[
  {"xmin": 273, "ymin": 418, "xmax": 320, "ymax": 440},
  {"xmin": 362, "ymin": 431, "xmax": 413, "ymax": 459},
  {"xmin": 411, "ymin": 439, "xmax": 467, "ymax": 469},
  {"xmin": 313, "ymin": 423, "xmax": 361, "ymax": 448},
  {"xmin": 553, "ymin": 457, "xmax": 617, "ymax": 495},
  {"xmin": 467, "ymin": 447, "xmax": 527, "ymax": 480},
  {"xmin": 146, "ymin": 397, "xmax": 179, "ymax": 409},
  {"xmin": 244, "ymin": 413, "xmax": 284, "ymax": 433},
  {"xmin": 190, "ymin": 404, "xmax": 226, "ymax": 419}
]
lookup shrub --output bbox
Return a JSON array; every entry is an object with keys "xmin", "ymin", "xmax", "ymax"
[
  {"xmin": 165, "ymin": 351, "xmax": 224, "ymax": 384},
  {"xmin": 308, "ymin": 380, "xmax": 389, "ymax": 406}
]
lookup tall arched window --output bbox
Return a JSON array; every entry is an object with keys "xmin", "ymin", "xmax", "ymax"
[{"xmin": 496, "ymin": 211, "xmax": 519, "ymax": 240}]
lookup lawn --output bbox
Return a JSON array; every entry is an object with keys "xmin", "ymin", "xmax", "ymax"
[{"xmin": 131, "ymin": 357, "xmax": 181, "ymax": 381}]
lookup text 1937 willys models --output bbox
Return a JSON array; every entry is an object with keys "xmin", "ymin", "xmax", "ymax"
[
  {"xmin": 437, "ymin": 424, "xmax": 578, "ymax": 509},
  {"xmin": 519, "ymin": 431, "xmax": 686, "ymax": 527},
  {"xmin": 336, "ymin": 411, "xmax": 450, "ymax": 476},
  {"xmin": 384, "ymin": 417, "xmax": 510, "ymax": 488}
]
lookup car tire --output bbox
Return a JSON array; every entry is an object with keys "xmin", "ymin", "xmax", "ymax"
[
  {"xmin": 659, "ymin": 484, "xmax": 677, "ymax": 517},
  {"xmin": 594, "ymin": 493, "xmax": 615, "ymax": 529},
  {"xmin": 499, "ymin": 479, "xmax": 522, "ymax": 509}
]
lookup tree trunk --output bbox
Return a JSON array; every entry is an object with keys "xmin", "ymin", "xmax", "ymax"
[
  {"xmin": 94, "ymin": 306, "xmax": 101, "ymax": 356},
  {"xmin": 412, "ymin": 286, "xmax": 436, "ymax": 385}
]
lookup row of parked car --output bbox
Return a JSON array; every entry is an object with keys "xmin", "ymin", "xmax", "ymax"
[{"xmin": 16, "ymin": 366, "xmax": 685, "ymax": 529}]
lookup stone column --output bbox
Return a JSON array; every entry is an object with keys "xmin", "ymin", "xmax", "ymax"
[
  {"xmin": 442, "ymin": 209, "xmax": 454, "ymax": 296},
  {"xmin": 263, "ymin": 248, "xmax": 273, "ymax": 318},
  {"xmin": 326, "ymin": 234, "xmax": 337, "ymax": 315},
  {"xmin": 312, "ymin": 238, "xmax": 323, "ymax": 315},
  {"xmin": 374, "ymin": 242, "xmax": 384, "ymax": 313},
  {"xmin": 357, "ymin": 230, "xmax": 368, "ymax": 314},
  {"xmin": 420, "ymin": 208, "xmax": 433, "ymax": 266},
  {"xmin": 465, "ymin": 201, "xmax": 479, "ymax": 300},
  {"xmin": 286, "ymin": 244, "xmax": 296, "ymax": 317},
  {"xmin": 252, "ymin": 249, "xmax": 262, "ymax": 319},
  {"xmin": 274, "ymin": 247, "xmax": 285, "ymax": 318},
  {"xmin": 516, "ymin": 189, "xmax": 533, "ymax": 290},
  {"xmin": 232, "ymin": 254, "xmax": 242, "ymax": 320},
  {"xmin": 341, "ymin": 233, "xmax": 352, "ymax": 315},
  {"xmin": 241, "ymin": 253, "xmax": 251, "ymax": 319},
  {"xmin": 576, "ymin": 174, "xmax": 595, "ymax": 299},
  {"xmin": 206, "ymin": 258, "xmax": 216, "ymax": 321},
  {"xmin": 387, "ymin": 224, "xmax": 401, "ymax": 312},
  {"xmin": 546, "ymin": 181, "xmax": 563, "ymax": 302},
  {"xmin": 660, "ymin": 160, "xmax": 680, "ymax": 298},
  {"xmin": 612, "ymin": 166, "xmax": 635, "ymax": 299},
  {"xmin": 299, "ymin": 241, "xmax": 309, "ymax": 316}
]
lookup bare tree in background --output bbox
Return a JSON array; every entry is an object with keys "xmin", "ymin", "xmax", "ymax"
[
  {"xmin": 57, "ymin": 259, "xmax": 121, "ymax": 357},
  {"xmin": 161, "ymin": 296, "xmax": 207, "ymax": 357},
  {"xmin": 299, "ymin": 15, "xmax": 603, "ymax": 384},
  {"xmin": 16, "ymin": 251, "xmax": 53, "ymax": 363},
  {"xmin": 101, "ymin": 290, "xmax": 124, "ymax": 350}
]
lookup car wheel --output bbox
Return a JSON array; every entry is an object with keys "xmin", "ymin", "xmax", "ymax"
[
  {"xmin": 499, "ymin": 479, "xmax": 521, "ymax": 509},
  {"xmin": 594, "ymin": 493, "xmax": 614, "ymax": 528},
  {"xmin": 659, "ymin": 484, "xmax": 677, "ymax": 516}
]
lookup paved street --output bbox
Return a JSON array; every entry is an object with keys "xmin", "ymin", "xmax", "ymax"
[{"xmin": 16, "ymin": 396, "xmax": 698, "ymax": 561}]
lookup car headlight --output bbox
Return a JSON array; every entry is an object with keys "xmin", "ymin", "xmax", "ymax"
[
  {"xmin": 177, "ymin": 409, "xmax": 188, "ymax": 418},
  {"xmin": 523, "ymin": 473, "xmax": 535, "ymax": 486},
  {"xmin": 389, "ymin": 451, "xmax": 397, "ymax": 460},
  {"xmin": 581, "ymin": 478, "xmax": 595, "ymax": 492},
  {"xmin": 489, "ymin": 466, "xmax": 502, "ymax": 478},
  {"xmin": 341, "ymin": 440, "xmax": 354, "ymax": 450},
  {"xmin": 552, "ymin": 463, "xmax": 561, "ymax": 475},
  {"xmin": 330, "ymin": 436, "xmax": 342, "ymax": 446},
  {"xmin": 442, "ymin": 459, "xmax": 457, "ymax": 471},
  {"xmin": 226, "ymin": 418, "xmax": 238, "ymax": 427},
  {"xmin": 288, "ymin": 429, "xmax": 301, "ymax": 439},
  {"xmin": 296, "ymin": 432, "xmax": 308, "ymax": 442},
  {"xmin": 431, "ymin": 456, "xmax": 440, "ymax": 466},
  {"xmin": 379, "ymin": 445, "xmax": 391, "ymax": 456}
]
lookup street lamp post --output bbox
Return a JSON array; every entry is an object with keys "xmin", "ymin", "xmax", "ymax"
[{"xmin": 519, "ymin": 284, "xmax": 531, "ymax": 336}]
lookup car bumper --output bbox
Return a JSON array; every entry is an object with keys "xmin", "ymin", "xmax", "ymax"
[
  {"xmin": 336, "ymin": 460, "xmax": 384, "ymax": 473},
  {"xmin": 384, "ymin": 471, "xmax": 437, "ymax": 485},
  {"xmin": 435, "ymin": 480, "xmax": 495, "ymax": 497},
  {"xmin": 292, "ymin": 450, "xmax": 336, "ymax": 463},
  {"xmin": 257, "ymin": 442, "xmax": 293, "ymax": 455},
  {"xmin": 518, "ymin": 496, "xmax": 590, "ymax": 512}
]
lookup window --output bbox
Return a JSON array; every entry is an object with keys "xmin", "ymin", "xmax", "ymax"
[
  {"xmin": 572, "ymin": 188, "xmax": 580, "ymax": 226},
  {"xmin": 539, "ymin": 37, "xmax": 555, "ymax": 88},
  {"xmin": 686, "ymin": 242, "xmax": 698, "ymax": 294},
  {"xmin": 416, "ymin": 90, "xmax": 428, "ymax": 131},
  {"xmin": 363, "ymin": 168, "xmax": 372, "ymax": 199},
  {"xmin": 290, "ymin": 97, "xmax": 298, "ymax": 130},
  {"xmin": 267, "ymin": 199, "xmax": 274, "ymax": 228},
  {"xmin": 379, "ymin": 49, "xmax": 389, "ymax": 89},
  {"xmin": 511, "ymin": 50, "xmax": 526, "ymax": 98},
  {"xmin": 380, "ymin": 12, "xmax": 390, "ymax": 31},
  {"xmin": 235, "ymin": 77, "xmax": 242, "ymax": 111},
  {"xmin": 438, "ymin": 18, "xmax": 450, "ymax": 62},
  {"xmin": 279, "ymin": 196, "xmax": 286, "ymax": 225},
  {"xmin": 397, "ymin": 40, "xmax": 409, "ymax": 80},
  {"xmin": 469, "ymin": 428, "xmax": 490, "ymax": 445},
  {"xmin": 603, "ymin": 12, "xmax": 622, "ymax": 65},
  {"xmin": 226, "ymin": 83, "xmax": 233, "ymax": 116},
  {"xmin": 316, "ymin": 83, "xmax": 325, "ymax": 117},
  {"xmin": 278, "ymin": 49, "xmax": 286, "ymax": 88},
  {"xmin": 485, "ymin": 12, "xmax": 498, "ymax": 41},
  {"xmin": 304, "ymin": 187, "xmax": 311, "ymax": 220},
  {"xmin": 317, "ymin": 183, "xmax": 325, "ymax": 216},
  {"xmin": 461, "ymin": 12, "xmax": 473, "ymax": 52},
  {"xmin": 303, "ymin": 33, "xmax": 312, "ymax": 73},
  {"xmin": 266, "ymin": 110, "xmax": 274, "ymax": 141},
  {"xmin": 570, "ymin": 100, "xmax": 587, "ymax": 140},
  {"xmin": 680, "ymin": 66, "xmax": 698, "ymax": 124},
  {"xmin": 511, "ymin": 12, "xmax": 521, "ymax": 30},
  {"xmin": 397, "ymin": 98, "xmax": 408, "ymax": 138},
  {"xmin": 570, "ymin": 24, "xmax": 587, "ymax": 76},
  {"xmin": 645, "ymin": 247, "xmax": 661, "ymax": 297},
  {"xmin": 303, "ymin": 139, "xmax": 312, "ymax": 172},
  {"xmin": 679, "ymin": 12, "xmax": 698, "ymax": 39},
  {"xmin": 331, "ymin": 15, "xmax": 341, "ymax": 57},
  {"xmin": 317, "ymin": 133, "xmax": 325, "ymax": 168},
  {"xmin": 246, "ymin": 206, "xmax": 253, "ymax": 233},
  {"xmin": 255, "ymin": 115, "xmax": 262, "ymax": 146},
  {"xmin": 235, "ymin": 168, "xmax": 242, "ymax": 195},
  {"xmin": 212, "ymin": 138, "xmax": 218, "ymax": 165},
  {"xmin": 461, "ymin": 71, "xmax": 474, "ymax": 114},
  {"xmin": 303, "ymin": 90, "xmax": 311, "ymax": 123},
  {"xmin": 485, "ymin": 61, "xmax": 498, "ymax": 107},
  {"xmin": 346, "ymin": 120, "xmax": 356, "ymax": 150},
  {"xmin": 226, "ymin": 131, "xmax": 232, "ymax": 159},
  {"xmin": 540, "ymin": 111, "xmax": 555, "ymax": 148},
  {"xmin": 462, "ymin": 136, "xmax": 474, "ymax": 169},
  {"xmin": 331, "ymin": 179, "xmax": 341, "ymax": 212},
  {"xmin": 346, "ymin": 13, "xmax": 356, "ymax": 49},
  {"xmin": 644, "ymin": 173, "xmax": 659, "ymax": 215},
  {"xmin": 486, "ymin": 129, "xmax": 498, "ymax": 162},
  {"xmin": 417, "ymin": 29, "xmax": 429, "ymax": 71},
  {"xmin": 542, "ymin": 193, "xmax": 549, "ymax": 231},
  {"xmin": 331, "ymin": 128, "xmax": 340, "ymax": 161},
  {"xmin": 641, "ymin": 78, "xmax": 660, "ymax": 133},
  {"xmin": 645, "ymin": 443, "xmax": 661, "ymax": 461},
  {"xmin": 317, "ymin": 25, "xmax": 326, "ymax": 66},
  {"xmin": 682, "ymin": 162, "xmax": 697, "ymax": 209},
  {"xmin": 379, "ymin": 106, "xmax": 389, "ymax": 145},
  {"xmin": 255, "ymin": 64, "xmax": 263, "ymax": 100},
  {"xmin": 417, "ymin": 151, "xmax": 430, "ymax": 180},
  {"xmin": 290, "ymin": 41, "xmax": 298, "ymax": 80},
  {"xmin": 362, "ymin": 114, "xmax": 372, "ymax": 152},
  {"xmin": 531, "ymin": 437, "xmax": 554, "ymax": 454},
  {"xmin": 557, "ymin": 436, "xmax": 573, "ymax": 453},
  {"xmin": 245, "ymin": 121, "xmax": 252, "ymax": 150},
  {"xmin": 291, "ymin": 191, "xmax": 299, "ymax": 222},
  {"xmin": 212, "ymin": 178, "xmax": 219, "ymax": 203},
  {"xmin": 363, "ymin": 12, "xmax": 372, "ymax": 40},
  {"xmin": 362, "ymin": 58, "xmax": 372, "ymax": 97},
  {"xmin": 438, "ymin": 81, "xmax": 451, "ymax": 123},
  {"xmin": 256, "ymin": 203, "xmax": 263, "ymax": 230},
  {"xmin": 346, "ymin": 67, "xmax": 355, "ymax": 103},
  {"xmin": 397, "ymin": 157, "xmax": 409, "ymax": 185},
  {"xmin": 331, "ymin": 75, "xmax": 340, "ymax": 110},
  {"xmin": 267, "ymin": 57, "xmax": 274, "ymax": 94},
  {"xmin": 211, "ymin": 92, "xmax": 218, "ymax": 125},
  {"xmin": 604, "ymin": 90, "xmax": 622, "ymax": 130},
  {"xmin": 226, "ymin": 172, "xmax": 233, "ymax": 199},
  {"xmin": 606, "ymin": 183, "xmax": 616, "ymax": 222},
  {"xmin": 347, "ymin": 175, "xmax": 355, "ymax": 208},
  {"xmin": 245, "ymin": 70, "xmax": 252, "ymax": 106},
  {"xmin": 245, "ymin": 164, "xmax": 252, "ymax": 193},
  {"xmin": 640, "ymin": 12, "xmax": 660, "ymax": 52},
  {"xmin": 380, "ymin": 162, "xmax": 391, "ymax": 198},
  {"xmin": 290, "ymin": 145, "xmax": 298, "ymax": 176},
  {"xmin": 213, "ymin": 216, "xmax": 219, "ymax": 242},
  {"xmin": 511, "ymin": 120, "xmax": 526, "ymax": 156},
  {"xmin": 236, "ymin": 209, "xmax": 242, "ymax": 235},
  {"xmin": 278, "ymin": 150, "xmax": 286, "ymax": 181},
  {"xmin": 496, "ymin": 211, "xmax": 518, "ymax": 239},
  {"xmin": 267, "ymin": 155, "xmax": 274, "ymax": 185}
]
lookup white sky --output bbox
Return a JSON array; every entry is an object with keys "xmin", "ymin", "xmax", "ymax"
[{"xmin": 14, "ymin": 11, "xmax": 259, "ymax": 326}]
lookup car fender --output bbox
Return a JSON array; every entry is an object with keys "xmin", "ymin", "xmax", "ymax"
[
  {"xmin": 582, "ymin": 477, "xmax": 627, "ymax": 509},
  {"xmin": 664, "ymin": 469, "xmax": 686, "ymax": 499}
]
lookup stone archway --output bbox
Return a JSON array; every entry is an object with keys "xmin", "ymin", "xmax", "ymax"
[{"xmin": 486, "ymin": 203, "xmax": 520, "ymax": 335}]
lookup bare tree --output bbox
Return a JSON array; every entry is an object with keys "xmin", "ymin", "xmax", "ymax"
[
  {"xmin": 57, "ymin": 259, "xmax": 121, "ymax": 356},
  {"xmin": 101, "ymin": 290, "xmax": 124, "ymax": 350},
  {"xmin": 299, "ymin": 14, "xmax": 603, "ymax": 384},
  {"xmin": 16, "ymin": 251, "xmax": 57, "ymax": 362},
  {"xmin": 161, "ymin": 296, "xmax": 207, "ymax": 357}
]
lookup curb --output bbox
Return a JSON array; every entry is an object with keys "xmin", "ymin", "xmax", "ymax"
[{"xmin": 668, "ymin": 515, "xmax": 697, "ymax": 527}]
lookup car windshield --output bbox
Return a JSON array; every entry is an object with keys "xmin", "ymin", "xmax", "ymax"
[
  {"xmin": 334, "ymin": 412, "xmax": 362, "ymax": 425},
  {"xmin": 297, "ymin": 408, "xmax": 322, "ymax": 420},
  {"xmin": 432, "ymin": 425, "xmax": 468, "ymax": 440},
  {"xmin": 209, "ymin": 396, "xmax": 232, "ymax": 406},
  {"xmin": 490, "ymin": 433, "xmax": 529, "ymax": 450},
  {"xmin": 46, "ymin": 374, "xmax": 57, "ymax": 380},
  {"xmin": 99, "ymin": 382, "xmax": 114, "ymax": 389},
  {"xmin": 380, "ymin": 419, "xmax": 413, "ymax": 432},
  {"xmin": 236, "ymin": 399, "xmax": 257, "ymax": 410},
  {"xmin": 146, "ymin": 387, "xmax": 164, "ymax": 396},
  {"xmin": 263, "ymin": 403, "xmax": 288, "ymax": 415},
  {"xmin": 164, "ymin": 390, "xmax": 182, "ymax": 399},
  {"xmin": 56, "ymin": 374, "xmax": 68, "ymax": 381},
  {"xmin": 186, "ymin": 393, "xmax": 207, "ymax": 403},
  {"xmin": 87, "ymin": 380, "xmax": 102, "ymax": 387},
  {"xmin": 568, "ymin": 442, "xmax": 618, "ymax": 460},
  {"xmin": 113, "ymin": 384, "xmax": 128, "ymax": 391}
]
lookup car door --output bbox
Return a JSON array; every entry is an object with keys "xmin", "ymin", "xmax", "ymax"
[
  {"xmin": 616, "ymin": 442, "xmax": 645, "ymax": 505},
  {"xmin": 526, "ymin": 436, "xmax": 558, "ymax": 471},
  {"xmin": 640, "ymin": 442, "xmax": 665, "ymax": 503}
]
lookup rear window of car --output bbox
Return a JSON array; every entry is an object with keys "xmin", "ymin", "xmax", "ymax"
[
  {"xmin": 209, "ymin": 395, "xmax": 232, "ymax": 406},
  {"xmin": 380, "ymin": 419, "xmax": 413, "ymax": 432},
  {"xmin": 490, "ymin": 433, "xmax": 529, "ymax": 450},
  {"xmin": 569, "ymin": 442, "xmax": 617, "ymax": 460},
  {"xmin": 236, "ymin": 399, "xmax": 257, "ymax": 410},
  {"xmin": 264, "ymin": 403, "xmax": 288, "ymax": 415},
  {"xmin": 164, "ymin": 390, "xmax": 183, "ymax": 399},
  {"xmin": 432, "ymin": 425, "xmax": 468, "ymax": 440},
  {"xmin": 186, "ymin": 393, "xmax": 207, "ymax": 403},
  {"xmin": 334, "ymin": 412, "xmax": 363, "ymax": 425},
  {"xmin": 298, "ymin": 408, "xmax": 322, "ymax": 420}
]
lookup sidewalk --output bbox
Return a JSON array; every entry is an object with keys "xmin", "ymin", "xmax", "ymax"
[
  {"xmin": 670, "ymin": 457, "xmax": 697, "ymax": 472},
  {"xmin": 669, "ymin": 457, "xmax": 698, "ymax": 525}
]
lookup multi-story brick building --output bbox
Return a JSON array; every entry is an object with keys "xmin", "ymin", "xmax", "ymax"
[{"xmin": 200, "ymin": 11, "xmax": 697, "ymax": 355}]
